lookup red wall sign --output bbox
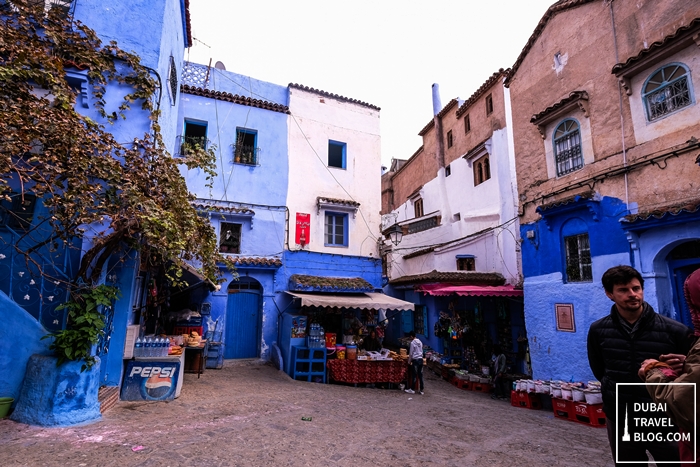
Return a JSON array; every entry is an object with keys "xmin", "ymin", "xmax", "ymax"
[{"xmin": 295, "ymin": 213, "xmax": 310, "ymax": 246}]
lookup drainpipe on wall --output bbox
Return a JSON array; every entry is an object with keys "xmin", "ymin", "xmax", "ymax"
[{"xmin": 432, "ymin": 84, "xmax": 453, "ymax": 223}]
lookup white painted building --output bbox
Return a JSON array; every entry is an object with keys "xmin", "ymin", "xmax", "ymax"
[
  {"xmin": 287, "ymin": 84, "xmax": 382, "ymax": 258},
  {"xmin": 381, "ymin": 72, "xmax": 521, "ymax": 285}
]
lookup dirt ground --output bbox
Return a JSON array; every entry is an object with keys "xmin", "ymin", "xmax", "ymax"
[{"xmin": 0, "ymin": 360, "xmax": 615, "ymax": 467}]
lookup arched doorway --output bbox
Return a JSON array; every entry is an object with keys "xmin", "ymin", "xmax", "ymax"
[
  {"xmin": 224, "ymin": 277, "xmax": 262, "ymax": 359},
  {"xmin": 668, "ymin": 240, "xmax": 700, "ymax": 331}
]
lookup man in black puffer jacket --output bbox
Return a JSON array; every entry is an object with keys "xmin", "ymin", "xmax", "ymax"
[{"xmin": 588, "ymin": 265, "xmax": 694, "ymax": 466}]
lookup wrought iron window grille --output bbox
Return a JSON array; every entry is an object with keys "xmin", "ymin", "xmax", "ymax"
[{"xmin": 232, "ymin": 145, "xmax": 260, "ymax": 166}]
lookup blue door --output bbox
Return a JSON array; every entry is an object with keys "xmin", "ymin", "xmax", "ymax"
[{"xmin": 224, "ymin": 284, "xmax": 261, "ymax": 359}]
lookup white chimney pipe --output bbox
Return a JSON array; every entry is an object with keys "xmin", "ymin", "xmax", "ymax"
[{"xmin": 432, "ymin": 83, "xmax": 442, "ymax": 116}]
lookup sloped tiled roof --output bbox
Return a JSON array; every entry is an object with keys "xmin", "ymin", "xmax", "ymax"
[
  {"xmin": 289, "ymin": 274, "xmax": 374, "ymax": 293},
  {"xmin": 317, "ymin": 197, "xmax": 360, "ymax": 208},
  {"xmin": 192, "ymin": 201, "xmax": 255, "ymax": 215},
  {"xmin": 622, "ymin": 198, "xmax": 700, "ymax": 223},
  {"xmin": 419, "ymin": 99, "xmax": 459, "ymax": 136},
  {"xmin": 181, "ymin": 84, "xmax": 290, "ymax": 114},
  {"xmin": 504, "ymin": 0, "xmax": 597, "ymax": 87},
  {"xmin": 536, "ymin": 191, "xmax": 595, "ymax": 213},
  {"xmin": 612, "ymin": 17, "xmax": 700, "ymax": 75},
  {"xmin": 229, "ymin": 256, "xmax": 282, "ymax": 267},
  {"xmin": 183, "ymin": 0, "xmax": 192, "ymax": 48},
  {"xmin": 456, "ymin": 68, "xmax": 510, "ymax": 118},
  {"xmin": 389, "ymin": 270, "xmax": 506, "ymax": 286},
  {"xmin": 402, "ymin": 247, "xmax": 435, "ymax": 260},
  {"xmin": 530, "ymin": 91, "xmax": 589, "ymax": 123},
  {"xmin": 289, "ymin": 83, "xmax": 380, "ymax": 111}
]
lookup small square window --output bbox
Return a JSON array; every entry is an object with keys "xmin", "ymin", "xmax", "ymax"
[
  {"xmin": 234, "ymin": 128, "xmax": 258, "ymax": 165},
  {"xmin": 445, "ymin": 165, "xmax": 451, "ymax": 177},
  {"xmin": 181, "ymin": 120, "xmax": 207, "ymax": 156},
  {"xmin": 457, "ymin": 256, "xmax": 475, "ymax": 271},
  {"xmin": 219, "ymin": 222, "xmax": 242, "ymax": 254},
  {"xmin": 446, "ymin": 130, "xmax": 453, "ymax": 148},
  {"xmin": 414, "ymin": 198, "xmax": 424, "ymax": 218},
  {"xmin": 328, "ymin": 140, "xmax": 346, "ymax": 169},
  {"xmin": 464, "ymin": 114, "xmax": 471, "ymax": 133},
  {"xmin": 324, "ymin": 212, "xmax": 348, "ymax": 247},
  {"xmin": 564, "ymin": 233, "xmax": 592, "ymax": 282},
  {"xmin": 485, "ymin": 94, "xmax": 493, "ymax": 115}
]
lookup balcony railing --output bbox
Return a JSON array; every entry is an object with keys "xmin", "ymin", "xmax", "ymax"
[
  {"xmin": 233, "ymin": 145, "xmax": 259, "ymax": 166},
  {"xmin": 176, "ymin": 135, "xmax": 209, "ymax": 157}
]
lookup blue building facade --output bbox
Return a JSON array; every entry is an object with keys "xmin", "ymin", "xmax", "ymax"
[{"xmin": 1, "ymin": 0, "xmax": 191, "ymax": 404}]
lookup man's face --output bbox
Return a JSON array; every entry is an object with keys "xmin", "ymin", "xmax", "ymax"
[{"xmin": 606, "ymin": 278, "xmax": 644, "ymax": 314}]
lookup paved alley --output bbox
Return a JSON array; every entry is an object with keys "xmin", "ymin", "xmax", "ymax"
[{"xmin": 0, "ymin": 360, "xmax": 614, "ymax": 467}]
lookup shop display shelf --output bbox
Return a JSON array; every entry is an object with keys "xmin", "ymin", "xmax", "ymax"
[{"xmin": 291, "ymin": 346, "xmax": 326, "ymax": 383}]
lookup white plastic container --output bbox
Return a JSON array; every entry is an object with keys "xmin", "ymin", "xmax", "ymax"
[
  {"xmin": 584, "ymin": 390, "xmax": 603, "ymax": 405},
  {"xmin": 572, "ymin": 387, "xmax": 586, "ymax": 402}
]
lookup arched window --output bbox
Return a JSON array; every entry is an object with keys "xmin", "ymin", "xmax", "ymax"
[
  {"xmin": 554, "ymin": 119, "xmax": 583, "ymax": 176},
  {"xmin": 643, "ymin": 63, "xmax": 692, "ymax": 121},
  {"xmin": 475, "ymin": 161, "xmax": 483, "ymax": 185},
  {"xmin": 484, "ymin": 157, "xmax": 490, "ymax": 180}
]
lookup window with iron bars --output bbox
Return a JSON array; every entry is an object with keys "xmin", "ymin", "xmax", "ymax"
[
  {"xmin": 554, "ymin": 119, "xmax": 583, "ymax": 176},
  {"xmin": 643, "ymin": 64, "xmax": 692, "ymax": 121},
  {"xmin": 233, "ymin": 128, "xmax": 259, "ymax": 165},
  {"xmin": 167, "ymin": 56, "xmax": 177, "ymax": 106},
  {"xmin": 564, "ymin": 233, "xmax": 592, "ymax": 282}
]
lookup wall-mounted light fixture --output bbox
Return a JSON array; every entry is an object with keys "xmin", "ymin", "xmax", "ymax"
[{"xmin": 388, "ymin": 223, "xmax": 403, "ymax": 246}]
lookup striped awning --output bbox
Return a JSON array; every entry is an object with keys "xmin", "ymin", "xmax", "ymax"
[{"xmin": 286, "ymin": 292, "xmax": 415, "ymax": 311}]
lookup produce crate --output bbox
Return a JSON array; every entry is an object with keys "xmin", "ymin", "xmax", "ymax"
[
  {"xmin": 552, "ymin": 397, "xmax": 573, "ymax": 420},
  {"xmin": 572, "ymin": 402, "xmax": 606, "ymax": 428},
  {"xmin": 511, "ymin": 390, "xmax": 542, "ymax": 410},
  {"xmin": 173, "ymin": 325, "xmax": 203, "ymax": 336}
]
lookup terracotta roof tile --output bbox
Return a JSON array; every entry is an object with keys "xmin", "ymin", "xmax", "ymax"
[
  {"xmin": 504, "ymin": 0, "xmax": 597, "ymax": 88},
  {"xmin": 622, "ymin": 198, "xmax": 700, "ymax": 223},
  {"xmin": 402, "ymin": 247, "xmax": 435, "ymax": 260},
  {"xmin": 184, "ymin": 0, "xmax": 192, "ymax": 48},
  {"xmin": 289, "ymin": 83, "xmax": 380, "ymax": 111},
  {"xmin": 536, "ymin": 190, "xmax": 595, "ymax": 213},
  {"xmin": 192, "ymin": 201, "xmax": 255, "ymax": 215},
  {"xmin": 389, "ymin": 270, "xmax": 506, "ymax": 286},
  {"xmin": 230, "ymin": 256, "xmax": 282, "ymax": 267},
  {"xmin": 181, "ymin": 84, "xmax": 290, "ymax": 114},
  {"xmin": 612, "ymin": 18, "xmax": 700, "ymax": 75},
  {"xmin": 456, "ymin": 68, "xmax": 510, "ymax": 118},
  {"xmin": 289, "ymin": 274, "xmax": 374, "ymax": 292},
  {"xmin": 530, "ymin": 91, "xmax": 589, "ymax": 123},
  {"xmin": 317, "ymin": 197, "xmax": 361, "ymax": 208}
]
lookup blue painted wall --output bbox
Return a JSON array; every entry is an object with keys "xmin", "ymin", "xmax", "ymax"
[
  {"xmin": 0, "ymin": 291, "xmax": 53, "ymax": 402},
  {"xmin": 519, "ymin": 196, "xmax": 632, "ymax": 382},
  {"xmin": 282, "ymin": 250, "xmax": 383, "ymax": 290},
  {"xmin": 177, "ymin": 67, "xmax": 290, "ymax": 204}
]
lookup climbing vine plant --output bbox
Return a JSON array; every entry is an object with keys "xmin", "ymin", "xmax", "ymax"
[{"xmin": 0, "ymin": 1, "xmax": 234, "ymax": 366}]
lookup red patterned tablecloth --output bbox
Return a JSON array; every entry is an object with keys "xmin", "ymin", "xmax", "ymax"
[{"xmin": 327, "ymin": 359, "xmax": 407, "ymax": 384}]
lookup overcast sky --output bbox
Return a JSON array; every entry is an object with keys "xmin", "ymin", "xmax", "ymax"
[{"xmin": 187, "ymin": 0, "xmax": 556, "ymax": 167}]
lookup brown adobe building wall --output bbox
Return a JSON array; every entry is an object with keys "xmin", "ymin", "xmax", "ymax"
[
  {"xmin": 508, "ymin": 0, "xmax": 700, "ymax": 223},
  {"xmin": 381, "ymin": 72, "xmax": 508, "ymax": 216}
]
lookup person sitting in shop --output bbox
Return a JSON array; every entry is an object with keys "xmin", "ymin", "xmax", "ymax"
[{"xmin": 362, "ymin": 329, "xmax": 382, "ymax": 352}]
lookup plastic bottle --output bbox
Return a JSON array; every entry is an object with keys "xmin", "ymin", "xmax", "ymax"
[
  {"xmin": 319, "ymin": 327, "xmax": 325, "ymax": 348},
  {"xmin": 134, "ymin": 337, "xmax": 142, "ymax": 357},
  {"xmin": 155, "ymin": 337, "xmax": 162, "ymax": 357},
  {"xmin": 144, "ymin": 337, "xmax": 152, "ymax": 357}
]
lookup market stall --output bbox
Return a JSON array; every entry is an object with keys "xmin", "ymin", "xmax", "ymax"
[{"xmin": 279, "ymin": 280, "xmax": 415, "ymax": 384}]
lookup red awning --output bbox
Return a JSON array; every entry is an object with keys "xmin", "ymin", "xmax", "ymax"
[{"xmin": 416, "ymin": 284, "xmax": 523, "ymax": 297}]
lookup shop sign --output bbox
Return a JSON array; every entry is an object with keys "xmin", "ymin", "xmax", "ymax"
[
  {"xmin": 121, "ymin": 361, "xmax": 181, "ymax": 401},
  {"xmin": 295, "ymin": 213, "xmax": 310, "ymax": 246}
]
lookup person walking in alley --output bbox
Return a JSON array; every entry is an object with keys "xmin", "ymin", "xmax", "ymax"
[
  {"xmin": 588, "ymin": 265, "xmax": 694, "ymax": 466},
  {"xmin": 405, "ymin": 331, "xmax": 424, "ymax": 395}
]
